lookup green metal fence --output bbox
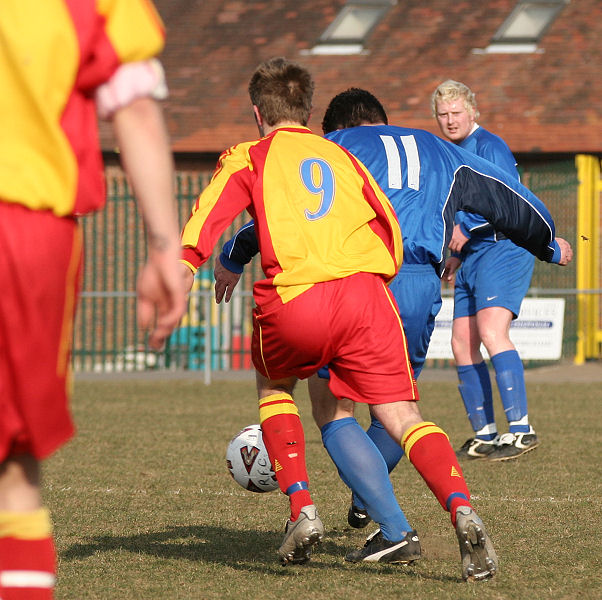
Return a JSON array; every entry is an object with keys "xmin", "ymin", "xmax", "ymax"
[
  {"xmin": 521, "ymin": 160, "xmax": 580, "ymax": 361},
  {"xmin": 73, "ymin": 169, "xmax": 261, "ymax": 376},
  {"xmin": 72, "ymin": 160, "xmax": 580, "ymax": 376}
]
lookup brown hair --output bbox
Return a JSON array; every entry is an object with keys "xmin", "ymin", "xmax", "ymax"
[{"xmin": 248, "ymin": 57, "xmax": 314, "ymax": 127}]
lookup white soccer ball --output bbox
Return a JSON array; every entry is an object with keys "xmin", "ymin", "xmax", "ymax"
[{"xmin": 226, "ymin": 424, "xmax": 279, "ymax": 493}]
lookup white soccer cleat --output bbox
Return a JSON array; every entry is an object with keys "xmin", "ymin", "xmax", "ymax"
[
  {"xmin": 455, "ymin": 506, "xmax": 498, "ymax": 581},
  {"xmin": 278, "ymin": 504, "xmax": 324, "ymax": 565}
]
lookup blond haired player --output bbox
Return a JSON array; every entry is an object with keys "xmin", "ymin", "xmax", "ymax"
[{"xmin": 433, "ymin": 80, "xmax": 541, "ymax": 461}]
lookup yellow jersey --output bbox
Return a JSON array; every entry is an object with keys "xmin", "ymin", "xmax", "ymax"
[
  {"xmin": 181, "ymin": 126, "xmax": 403, "ymax": 308},
  {"xmin": 0, "ymin": 0, "xmax": 165, "ymax": 217}
]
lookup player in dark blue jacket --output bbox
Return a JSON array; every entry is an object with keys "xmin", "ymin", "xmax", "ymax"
[
  {"xmin": 214, "ymin": 89, "xmax": 572, "ymax": 570},
  {"xmin": 433, "ymin": 80, "xmax": 539, "ymax": 462}
]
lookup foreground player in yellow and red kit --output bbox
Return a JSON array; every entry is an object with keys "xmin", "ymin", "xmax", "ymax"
[
  {"xmin": 0, "ymin": 2, "xmax": 187, "ymax": 597},
  {"xmin": 180, "ymin": 57, "xmax": 497, "ymax": 579}
]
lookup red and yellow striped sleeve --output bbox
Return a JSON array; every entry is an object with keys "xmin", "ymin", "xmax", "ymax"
[
  {"xmin": 181, "ymin": 143, "xmax": 258, "ymax": 272},
  {"xmin": 97, "ymin": 0, "xmax": 165, "ymax": 65},
  {"xmin": 0, "ymin": 0, "xmax": 165, "ymax": 217}
]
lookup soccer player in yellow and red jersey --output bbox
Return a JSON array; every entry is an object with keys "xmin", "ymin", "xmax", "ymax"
[
  {"xmin": 0, "ymin": 2, "xmax": 187, "ymax": 597},
  {"xmin": 179, "ymin": 57, "xmax": 497, "ymax": 578}
]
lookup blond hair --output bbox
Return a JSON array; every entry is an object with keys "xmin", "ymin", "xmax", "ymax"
[{"xmin": 431, "ymin": 80, "xmax": 479, "ymax": 119}]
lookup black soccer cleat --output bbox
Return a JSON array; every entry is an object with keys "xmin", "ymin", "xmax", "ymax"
[
  {"xmin": 345, "ymin": 528, "xmax": 421, "ymax": 564},
  {"xmin": 488, "ymin": 428, "xmax": 539, "ymax": 461},
  {"xmin": 347, "ymin": 503, "xmax": 372, "ymax": 529},
  {"xmin": 456, "ymin": 436, "xmax": 499, "ymax": 460}
]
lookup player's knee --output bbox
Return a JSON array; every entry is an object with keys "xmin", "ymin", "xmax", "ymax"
[
  {"xmin": 480, "ymin": 329, "xmax": 512, "ymax": 354},
  {"xmin": 451, "ymin": 335, "xmax": 471, "ymax": 362}
]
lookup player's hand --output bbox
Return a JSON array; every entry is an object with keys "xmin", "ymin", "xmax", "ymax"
[
  {"xmin": 136, "ymin": 248, "xmax": 188, "ymax": 350},
  {"xmin": 442, "ymin": 256, "xmax": 461, "ymax": 283},
  {"xmin": 448, "ymin": 224, "xmax": 469, "ymax": 253},
  {"xmin": 214, "ymin": 258, "xmax": 242, "ymax": 303},
  {"xmin": 556, "ymin": 237, "xmax": 573, "ymax": 266}
]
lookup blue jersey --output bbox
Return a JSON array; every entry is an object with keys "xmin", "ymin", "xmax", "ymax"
[
  {"xmin": 452, "ymin": 125, "xmax": 535, "ymax": 319},
  {"xmin": 455, "ymin": 126, "xmax": 519, "ymax": 251},
  {"xmin": 459, "ymin": 126, "xmax": 517, "ymax": 174},
  {"xmin": 326, "ymin": 125, "xmax": 561, "ymax": 272},
  {"xmin": 221, "ymin": 125, "xmax": 563, "ymax": 276}
]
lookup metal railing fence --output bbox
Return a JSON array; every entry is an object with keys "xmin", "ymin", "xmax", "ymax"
[
  {"xmin": 520, "ymin": 160, "xmax": 580, "ymax": 361},
  {"xmin": 72, "ymin": 169, "xmax": 262, "ymax": 375},
  {"xmin": 72, "ymin": 159, "xmax": 596, "ymax": 377}
]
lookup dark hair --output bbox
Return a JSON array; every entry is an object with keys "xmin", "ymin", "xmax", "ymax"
[
  {"xmin": 248, "ymin": 57, "xmax": 314, "ymax": 127},
  {"xmin": 322, "ymin": 88, "xmax": 388, "ymax": 134}
]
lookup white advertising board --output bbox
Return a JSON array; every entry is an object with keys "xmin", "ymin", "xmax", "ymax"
[{"xmin": 425, "ymin": 298, "xmax": 566, "ymax": 360}]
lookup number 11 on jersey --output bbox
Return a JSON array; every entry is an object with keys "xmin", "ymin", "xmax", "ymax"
[{"xmin": 379, "ymin": 134, "xmax": 421, "ymax": 191}]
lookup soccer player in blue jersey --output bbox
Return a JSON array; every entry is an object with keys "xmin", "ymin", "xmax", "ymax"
[
  {"xmin": 214, "ymin": 88, "xmax": 572, "ymax": 575},
  {"xmin": 433, "ymin": 80, "xmax": 539, "ymax": 461}
]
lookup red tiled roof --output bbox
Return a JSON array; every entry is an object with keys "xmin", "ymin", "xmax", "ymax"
[{"xmin": 101, "ymin": 0, "xmax": 602, "ymax": 155}]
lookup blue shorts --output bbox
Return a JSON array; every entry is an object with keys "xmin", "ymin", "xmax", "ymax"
[
  {"xmin": 318, "ymin": 263, "xmax": 441, "ymax": 379},
  {"xmin": 388, "ymin": 263, "xmax": 442, "ymax": 377},
  {"xmin": 454, "ymin": 239, "xmax": 534, "ymax": 319}
]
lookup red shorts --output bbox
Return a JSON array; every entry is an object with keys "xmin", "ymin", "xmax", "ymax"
[
  {"xmin": 0, "ymin": 202, "xmax": 82, "ymax": 461},
  {"xmin": 252, "ymin": 272, "xmax": 418, "ymax": 404}
]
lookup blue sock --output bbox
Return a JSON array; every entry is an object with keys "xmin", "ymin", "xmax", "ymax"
[
  {"xmin": 457, "ymin": 362, "xmax": 497, "ymax": 440},
  {"xmin": 321, "ymin": 417, "xmax": 411, "ymax": 541},
  {"xmin": 352, "ymin": 416, "xmax": 404, "ymax": 511},
  {"xmin": 491, "ymin": 349, "xmax": 530, "ymax": 433}
]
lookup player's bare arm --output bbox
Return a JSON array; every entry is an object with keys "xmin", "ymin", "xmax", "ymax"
[
  {"xmin": 180, "ymin": 262, "xmax": 195, "ymax": 295},
  {"xmin": 442, "ymin": 256, "xmax": 462, "ymax": 283},
  {"xmin": 112, "ymin": 96, "xmax": 187, "ymax": 349}
]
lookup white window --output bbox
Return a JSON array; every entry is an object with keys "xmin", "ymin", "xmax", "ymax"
[
  {"xmin": 305, "ymin": 1, "xmax": 396, "ymax": 56},
  {"xmin": 474, "ymin": 0, "xmax": 568, "ymax": 55}
]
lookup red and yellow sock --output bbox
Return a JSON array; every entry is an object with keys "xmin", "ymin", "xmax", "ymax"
[
  {"xmin": 0, "ymin": 508, "xmax": 56, "ymax": 599},
  {"xmin": 402, "ymin": 422, "xmax": 472, "ymax": 525},
  {"xmin": 259, "ymin": 393, "xmax": 312, "ymax": 520}
]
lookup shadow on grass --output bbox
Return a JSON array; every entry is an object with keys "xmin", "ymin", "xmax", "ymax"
[{"xmin": 62, "ymin": 525, "xmax": 455, "ymax": 581}]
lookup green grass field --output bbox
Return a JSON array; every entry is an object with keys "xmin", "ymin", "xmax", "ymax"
[{"xmin": 46, "ymin": 376, "xmax": 601, "ymax": 599}]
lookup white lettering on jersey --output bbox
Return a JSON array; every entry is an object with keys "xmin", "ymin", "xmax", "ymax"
[{"xmin": 379, "ymin": 135, "xmax": 421, "ymax": 191}]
